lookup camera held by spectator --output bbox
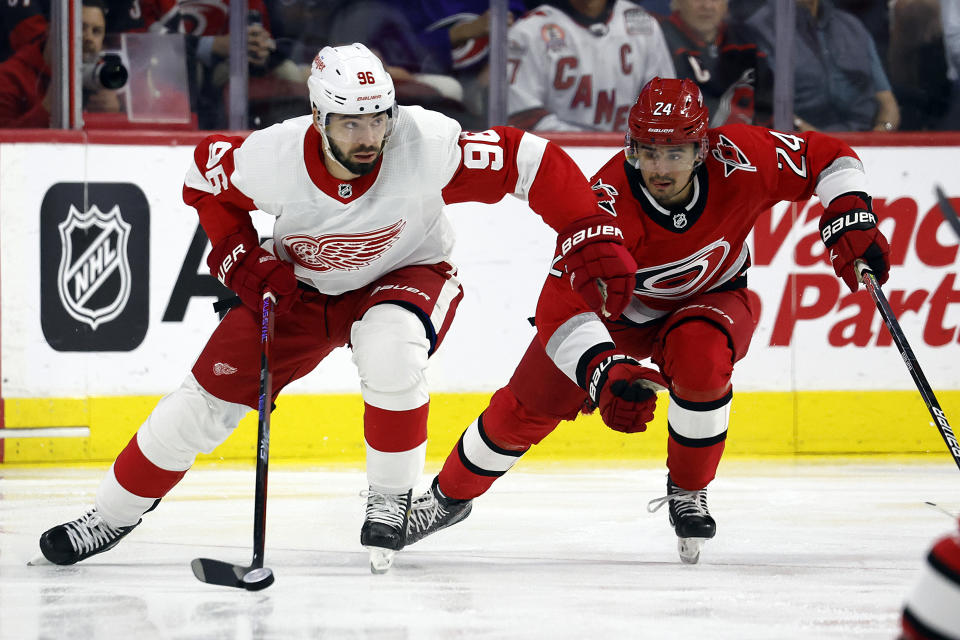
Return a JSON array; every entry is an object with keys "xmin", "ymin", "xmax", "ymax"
[{"xmin": 81, "ymin": 52, "xmax": 128, "ymax": 91}]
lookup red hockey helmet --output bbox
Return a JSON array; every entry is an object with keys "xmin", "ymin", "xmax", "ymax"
[{"xmin": 626, "ymin": 77, "xmax": 709, "ymax": 168}]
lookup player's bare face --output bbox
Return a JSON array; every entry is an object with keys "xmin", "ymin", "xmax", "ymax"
[
  {"xmin": 635, "ymin": 144, "xmax": 697, "ymax": 206},
  {"xmin": 325, "ymin": 112, "xmax": 389, "ymax": 177}
]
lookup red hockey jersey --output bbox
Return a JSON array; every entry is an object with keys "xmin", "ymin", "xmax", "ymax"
[{"xmin": 536, "ymin": 123, "xmax": 867, "ymax": 381}]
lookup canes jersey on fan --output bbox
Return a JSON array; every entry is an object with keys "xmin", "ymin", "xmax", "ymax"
[
  {"xmin": 507, "ymin": 0, "xmax": 675, "ymax": 132},
  {"xmin": 539, "ymin": 123, "xmax": 867, "ymax": 334},
  {"xmin": 183, "ymin": 105, "xmax": 600, "ymax": 296},
  {"xmin": 658, "ymin": 14, "xmax": 773, "ymax": 127},
  {"xmin": 142, "ymin": 0, "xmax": 271, "ymax": 34}
]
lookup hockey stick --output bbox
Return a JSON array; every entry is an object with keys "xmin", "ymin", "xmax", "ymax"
[
  {"xmin": 191, "ymin": 293, "xmax": 277, "ymax": 590},
  {"xmin": 855, "ymin": 260, "xmax": 960, "ymax": 470},
  {"xmin": 934, "ymin": 185, "xmax": 960, "ymax": 241}
]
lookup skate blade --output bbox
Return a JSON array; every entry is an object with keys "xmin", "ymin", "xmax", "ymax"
[
  {"xmin": 678, "ymin": 537, "xmax": 707, "ymax": 564},
  {"xmin": 27, "ymin": 553, "xmax": 51, "ymax": 566},
  {"xmin": 367, "ymin": 547, "xmax": 396, "ymax": 574}
]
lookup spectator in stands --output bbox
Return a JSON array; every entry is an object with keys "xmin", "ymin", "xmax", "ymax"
[
  {"xmin": 326, "ymin": 2, "xmax": 495, "ymax": 128},
  {"xmin": 141, "ymin": 0, "xmax": 277, "ymax": 129},
  {"xmin": 659, "ymin": 0, "xmax": 772, "ymax": 126},
  {"xmin": 0, "ymin": 26, "xmax": 50, "ymax": 127},
  {"xmin": 888, "ymin": 0, "xmax": 953, "ymax": 131},
  {"xmin": 104, "ymin": 0, "xmax": 149, "ymax": 33},
  {"xmin": 81, "ymin": 0, "xmax": 123, "ymax": 114},
  {"xmin": 507, "ymin": 0, "xmax": 675, "ymax": 131},
  {"xmin": 834, "ymin": 0, "xmax": 889, "ymax": 74},
  {"xmin": 0, "ymin": 0, "xmax": 47, "ymax": 62},
  {"xmin": 0, "ymin": 0, "xmax": 120, "ymax": 128},
  {"xmin": 411, "ymin": 1, "xmax": 527, "ymax": 122},
  {"xmin": 745, "ymin": 0, "xmax": 900, "ymax": 133}
]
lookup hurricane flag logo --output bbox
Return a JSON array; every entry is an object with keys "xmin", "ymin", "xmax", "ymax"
[{"xmin": 56, "ymin": 204, "xmax": 132, "ymax": 330}]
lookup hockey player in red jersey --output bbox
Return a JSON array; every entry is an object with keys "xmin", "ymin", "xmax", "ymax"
[
  {"xmin": 406, "ymin": 77, "xmax": 891, "ymax": 563},
  {"xmin": 36, "ymin": 43, "xmax": 637, "ymax": 574}
]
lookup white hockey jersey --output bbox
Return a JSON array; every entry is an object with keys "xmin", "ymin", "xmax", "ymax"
[
  {"xmin": 183, "ymin": 105, "xmax": 603, "ymax": 296},
  {"xmin": 507, "ymin": 0, "xmax": 675, "ymax": 132}
]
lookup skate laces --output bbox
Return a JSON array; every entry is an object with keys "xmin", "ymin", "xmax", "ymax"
[
  {"xmin": 360, "ymin": 490, "xmax": 408, "ymax": 529},
  {"xmin": 64, "ymin": 508, "xmax": 124, "ymax": 554},
  {"xmin": 647, "ymin": 486, "xmax": 710, "ymax": 517},
  {"xmin": 407, "ymin": 489, "xmax": 447, "ymax": 533}
]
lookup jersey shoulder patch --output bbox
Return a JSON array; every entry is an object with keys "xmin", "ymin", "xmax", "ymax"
[{"xmin": 710, "ymin": 132, "xmax": 758, "ymax": 177}]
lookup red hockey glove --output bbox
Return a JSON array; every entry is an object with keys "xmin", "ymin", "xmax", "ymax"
[
  {"xmin": 586, "ymin": 352, "xmax": 666, "ymax": 433},
  {"xmin": 207, "ymin": 229, "xmax": 299, "ymax": 315},
  {"xmin": 820, "ymin": 193, "xmax": 890, "ymax": 292},
  {"xmin": 557, "ymin": 215, "xmax": 637, "ymax": 320}
]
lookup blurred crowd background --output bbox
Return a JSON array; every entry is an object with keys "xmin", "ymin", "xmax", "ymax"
[{"xmin": 1, "ymin": 0, "xmax": 958, "ymax": 134}]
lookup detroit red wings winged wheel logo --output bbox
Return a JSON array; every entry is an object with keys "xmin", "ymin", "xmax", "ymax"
[{"xmin": 282, "ymin": 220, "xmax": 406, "ymax": 272}]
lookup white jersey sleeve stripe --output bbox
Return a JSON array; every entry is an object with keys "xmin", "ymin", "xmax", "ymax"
[
  {"xmin": 815, "ymin": 157, "xmax": 867, "ymax": 205},
  {"xmin": 512, "ymin": 132, "xmax": 549, "ymax": 201},
  {"xmin": 544, "ymin": 312, "xmax": 613, "ymax": 385}
]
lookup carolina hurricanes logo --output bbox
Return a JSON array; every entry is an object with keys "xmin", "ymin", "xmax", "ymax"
[
  {"xmin": 711, "ymin": 134, "xmax": 756, "ymax": 177},
  {"xmin": 591, "ymin": 178, "xmax": 618, "ymax": 216},
  {"xmin": 634, "ymin": 239, "xmax": 730, "ymax": 300},
  {"xmin": 282, "ymin": 220, "xmax": 406, "ymax": 273}
]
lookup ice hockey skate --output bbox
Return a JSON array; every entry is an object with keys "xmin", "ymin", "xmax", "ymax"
[
  {"xmin": 360, "ymin": 488, "xmax": 412, "ymax": 574},
  {"xmin": 647, "ymin": 476, "xmax": 716, "ymax": 564},
  {"xmin": 37, "ymin": 507, "xmax": 143, "ymax": 565},
  {"xmin": 406, "ymin": 476, "xmax": 473, "ymax": 545}
]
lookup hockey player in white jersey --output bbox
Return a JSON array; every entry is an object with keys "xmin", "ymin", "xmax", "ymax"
[
  {"xmin": 37, "ymin": 43, "xmax": 638, "ymax": 574},
  {"xmin": 507, "ymin": 0, "xmax": 675, "ymax": 131}
]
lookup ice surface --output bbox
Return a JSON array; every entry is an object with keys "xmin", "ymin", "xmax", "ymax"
[{"xmin": 1, "ymin": 461, "xmax": 956, "ymax": 639}]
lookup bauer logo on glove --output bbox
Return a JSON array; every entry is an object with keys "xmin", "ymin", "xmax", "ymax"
[
  {"xmin": 555, "ymin": 215, "xmax": 637, "ymax": 320},
  {"xmin": 818, "ymin": 192, "xmax": 890, "ymax": 292}
]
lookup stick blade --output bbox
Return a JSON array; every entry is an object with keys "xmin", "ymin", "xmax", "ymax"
[{"xmin": 191, "ymin": 557, "xmax": 246, "ymax": 588}]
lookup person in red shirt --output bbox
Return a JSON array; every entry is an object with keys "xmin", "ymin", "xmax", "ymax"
[
  {"xmin": 0, "ymin": 34, "xmax": 50, "ymax": 127},
  {"xmin": 0, "ymin": 0, "xmax": 121, "ymax": 128},
  {"xmin": 406, "ymin": 77, "xmax": 891, "ymax": 564}
]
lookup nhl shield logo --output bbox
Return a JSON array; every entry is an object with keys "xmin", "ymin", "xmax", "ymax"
[{"xmin": 56, "ymin": 204, "xmax": 132, "ymax": 330}]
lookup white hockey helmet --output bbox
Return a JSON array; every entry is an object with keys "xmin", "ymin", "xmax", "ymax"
[{"xmin": 307, "ymin": 43, "xmax": 397, "ymax": 136}]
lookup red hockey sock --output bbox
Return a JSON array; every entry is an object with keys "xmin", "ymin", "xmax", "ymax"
[
  {"xmin": 666, "ymin": 436, "xmax": 726, "ymax": 490},
  {"xmin": 113, "ymin": 434, "xmax": 188, "ymax": 498}
]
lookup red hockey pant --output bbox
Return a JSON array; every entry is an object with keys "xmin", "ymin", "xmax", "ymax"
[{"xmin": 438, "ymin": 288, "xmax": 761, "ymax": 499}]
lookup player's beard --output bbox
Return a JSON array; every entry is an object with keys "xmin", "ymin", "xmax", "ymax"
[
  {"xmin": 646, "ymin": 172, "xmax": 694, "ymax": 207},
  {"xmin": 329, "ymin": 139, "xmax": 384, "ymax": 176}
]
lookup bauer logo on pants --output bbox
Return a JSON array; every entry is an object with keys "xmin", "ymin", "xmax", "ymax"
[{"xmin": 40, "ymin": 183, "xmax": 150, "ymax": 351}]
